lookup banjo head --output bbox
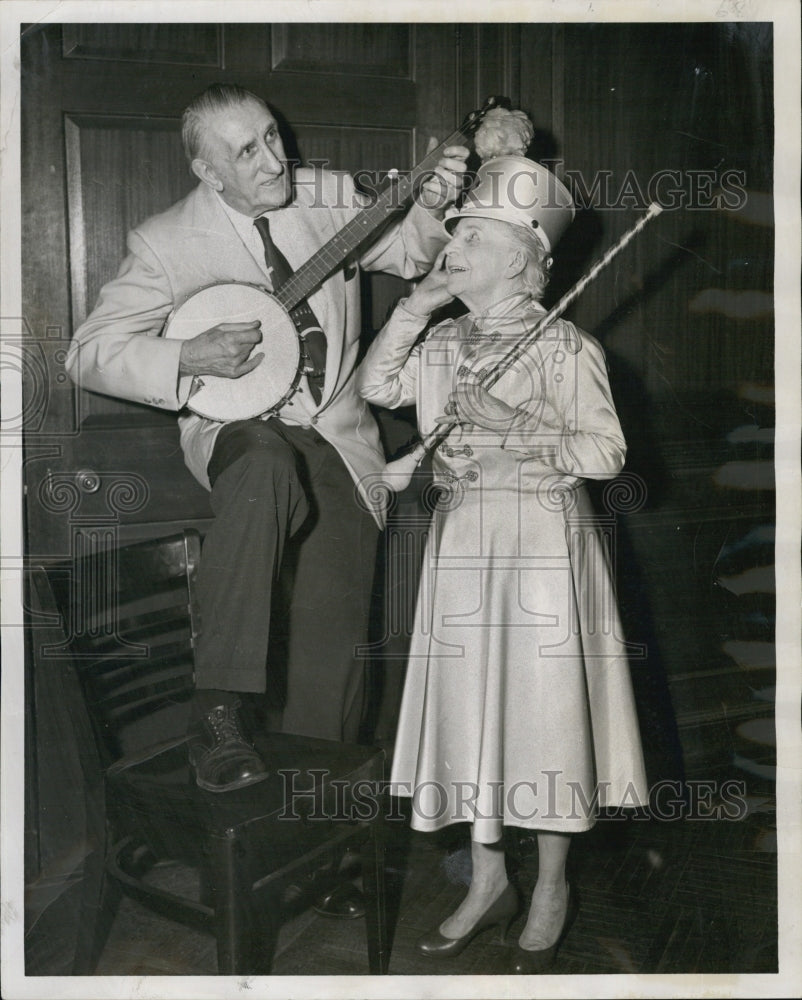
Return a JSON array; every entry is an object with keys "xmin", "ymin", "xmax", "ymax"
[{"xmin": 164, "ymin": 282, "xmax": 302, "ymax": 422}]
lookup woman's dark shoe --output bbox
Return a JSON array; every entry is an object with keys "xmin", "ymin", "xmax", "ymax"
[
  {"xmin": 416, "ymin": 882, "xmax": 519, "ymax": 958},
  {"xmin": 510, "ymin": 883, "xmax": 578, "ymax": 974}
]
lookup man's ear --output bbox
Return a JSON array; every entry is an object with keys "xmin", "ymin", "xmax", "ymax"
[
  {"xmin": 507, "ymin": 248, "xmax": 527, "ymax": 279},
  {"xmin": 191, "ymin": 158, "xmax": 223, "ymax": 191}
]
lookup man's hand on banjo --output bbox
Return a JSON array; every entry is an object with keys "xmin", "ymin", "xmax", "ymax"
[
  {"xmin": 417, "ymin": 142, "xmax": 469, "ymax": 214},
  {"xmin": 178, "ymin": 321, "xmax": 265, "ymax": 379}
]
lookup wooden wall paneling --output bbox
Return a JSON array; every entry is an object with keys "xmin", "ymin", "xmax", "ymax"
[
  {"xmin": 221, "ymin": 23, "xmax": 272, "ymax": 74},
  {"xmin": 57, "ymin": 56, "xmax": 228, "ymax": 119},
  {"xmin": 370, "ymin": 24, "xmax": 460, "ymax": 332},
  {"xmin": 453, "ymin": 23, "xmax": 523, "ymax": 130},
  {"xmin": 412, "ymin": 24, "xmax": 459, "ymax": 163},
  {"xmin": 455, "ymin": 24, "xmax": 480, "ymax": 127},
  {"xmin": 553, "ymin": 25, "xmax": 697, "ymax": 396},
  {"xmin": 679, "ymin": 22, "xmax": 773, "ymax": 395},
  {"xmin": 54, "ymin": 27, "xmax": 418, "ymax": 125},
  {"xmin": 551, "ymin": 22, "xmax": 774, "ymax": 406},
  {"xmin": 676, "ymin": 23, "xmax": 774, "ymax": 396},
  {"xmin": 517, "ymin": 26, "xmax": 559, "ymax": 164},
  {"xmin": 21, "ymin": 26, "xmax": 76, "ymax": 436},
  {"xmin": 25, "ymin": 417, "xmax": 213, "ymax": 530},
  {"xmin": 266, "ymin": 71, "xmax": 417, "ymax": 133},
  {"xmin": 65, "ymin": 114, "xmax": 192, "ymax": 328},
  {"xmin": 266, "ymin": 24, "xmax": 415, "ymax": 135},
  {"xmin": 290, "ymin": 123, "xmax": 412, "ymax": 179},
  {"xmin": 549, "ymin": 24, "xmax": 565, "ymax": 174},
  {"xmin": 476, "ymin": 23, "xmax": 521, "ymax": 112},
  {"xmin": 290, "ymin": 121, "xmax": 415, "ymax": 331},
  {"xmin": 64, "ymin": 114, "xmax": 194, "ymax": 421},
  {"xmin": 557, "ymin": 23, "xmax": 641, "ymax": 353},
  {"xmin": 61, "ymin": 23, "xmax": 222, "ymax": 66},
  {"xmin": 620, "ymin": 25, "xmax": 710, "ymax": 399},
  {"xmin": 271, "ymin": 23, "xmax": 412, "ymax": 78}
]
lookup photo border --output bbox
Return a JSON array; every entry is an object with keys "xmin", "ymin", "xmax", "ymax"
[{"xmin": 2, "ymin": 2, "xmax": 799, "ymax": 997}]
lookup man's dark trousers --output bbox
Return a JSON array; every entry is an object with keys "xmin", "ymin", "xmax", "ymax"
[{"xmin": 194, "ymin": 417, "xmax": 380, "ymax": 743}]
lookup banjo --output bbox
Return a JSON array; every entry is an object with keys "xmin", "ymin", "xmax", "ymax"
[{"xmin": 163, "ymin": 96, "xmax": 508, "ymax": 423}]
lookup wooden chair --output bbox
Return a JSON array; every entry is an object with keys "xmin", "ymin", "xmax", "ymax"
[{"xmin": 31, "ymin": 530, "xmax": 387, "ymax": 975}]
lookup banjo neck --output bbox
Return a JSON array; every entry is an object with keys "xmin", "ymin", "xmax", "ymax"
[
  {"xmin": 166, "ymin": 97, "xmax": 508, "ymax": 423},
  {"xmin": 273, "ymin": 96, "xmax": 507, "ymax": 313}
]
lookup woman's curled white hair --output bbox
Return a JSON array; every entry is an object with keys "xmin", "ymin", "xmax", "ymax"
[{"xmin": 502, "ymin": 224, "xmax": 552, "ymax": 301}]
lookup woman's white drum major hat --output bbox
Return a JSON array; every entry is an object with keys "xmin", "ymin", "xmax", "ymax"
[{"xmin": 445, "ymin": 154, "xmax": 575, "ymax": 253}]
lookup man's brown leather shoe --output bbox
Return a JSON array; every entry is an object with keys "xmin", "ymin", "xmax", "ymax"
[{"xmin": 188, "ymin": 702, "xmax": 269, "ymax": 792}]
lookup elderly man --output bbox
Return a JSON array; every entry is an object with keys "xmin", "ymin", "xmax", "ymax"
[{"xmin": 67, "ymin": 84, "xmax": 467, "ymax": 799}]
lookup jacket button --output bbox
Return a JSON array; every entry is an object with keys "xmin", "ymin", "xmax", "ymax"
[{"xmin": 311, "ymin": 416, "xmax": 319, "ymax": 425}]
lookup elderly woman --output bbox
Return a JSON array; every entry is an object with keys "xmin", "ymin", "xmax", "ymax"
[{"xmin": 357, "ymin": 156, "xmax": 648, "ymax": 973}]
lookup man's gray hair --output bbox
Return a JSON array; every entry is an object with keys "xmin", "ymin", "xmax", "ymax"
[{"xmin": 181, "ymin": 83, "xmax": 268, "ymax": 163}]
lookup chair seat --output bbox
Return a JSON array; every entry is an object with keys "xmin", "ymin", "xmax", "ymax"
[{"xmin": 108, "ymin": 733, "xmax": 385, "ymax": 874}]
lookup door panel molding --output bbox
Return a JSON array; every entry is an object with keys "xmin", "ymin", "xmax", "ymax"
[
  {"xmin": 62, "ymin": 23, "xmax": 222, "ymax": 67},
  {"xmin": 271, "ymin": 23, "xmax": 413, "ymax": 79},
  {"xmin": 64, "ymin": 113, "xmax": 190, "ymax": 330}
]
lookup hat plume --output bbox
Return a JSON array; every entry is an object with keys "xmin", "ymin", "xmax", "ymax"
[{"xmin": 474, "ymin": 108, "xmax": 535, "ymax": 161}]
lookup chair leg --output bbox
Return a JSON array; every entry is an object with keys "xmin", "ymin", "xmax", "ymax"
[
  {"xmin": 210, "ymin": 835, "xmax": 279, "ymax": 974},
  {"xmin": 249, "ymin": 891, "xmax": 282, "ymax": 975},
  {"xmin": 71, "ymin": 847, "xmax": 122, "ymax": 974},
  {"xmin": 199, "ymin": 865, "xmax": 215, "ymax": 911},
  {"xmin": 361, "ymin": 815, "xmax": 388, "ymax": 974}
]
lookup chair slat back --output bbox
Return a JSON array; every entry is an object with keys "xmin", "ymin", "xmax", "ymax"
[{"xmin": 38, "ymin": 530, "xmax": 202, "ymax": 767}]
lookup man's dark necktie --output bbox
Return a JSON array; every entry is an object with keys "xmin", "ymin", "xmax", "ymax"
[{"xmin": 254, "ymin": 215, "xmax": 327, "ymax": 405}]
